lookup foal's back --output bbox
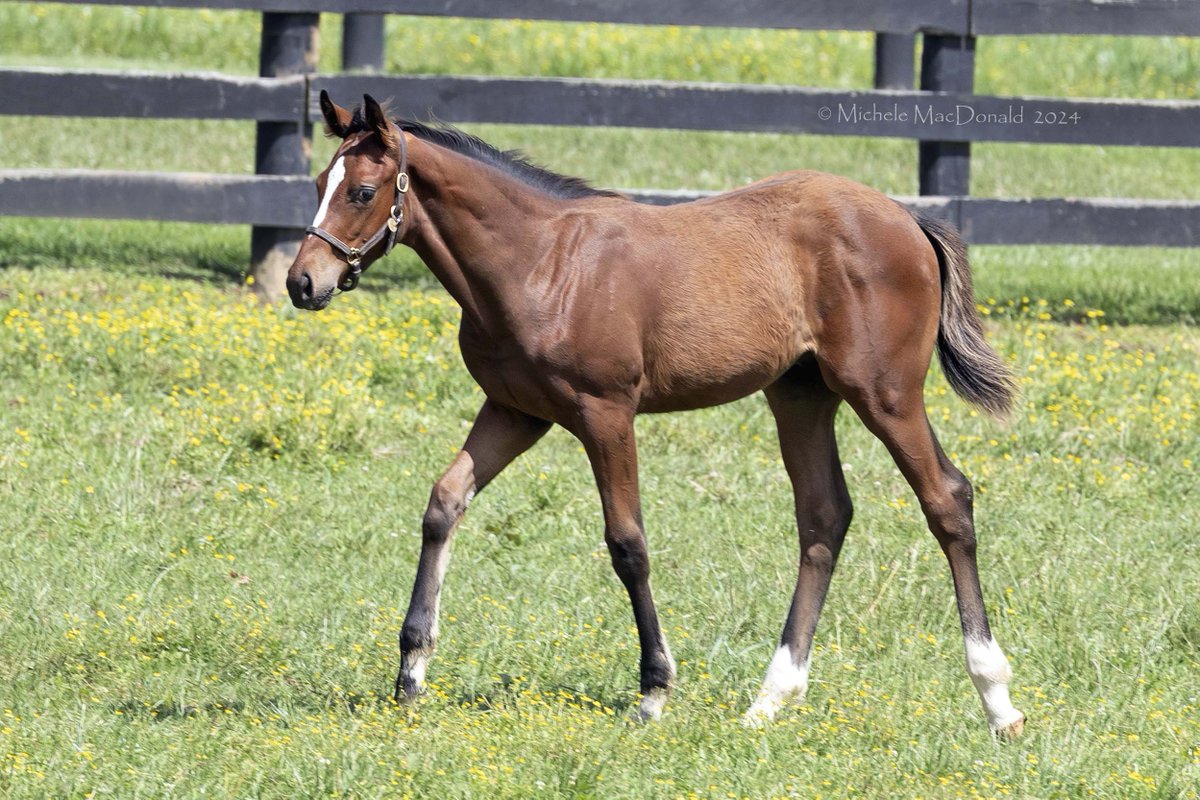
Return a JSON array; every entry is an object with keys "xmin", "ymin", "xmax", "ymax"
[{"xmin": 591, "ymin": 170, "xmax": 942, "ymax": 412}]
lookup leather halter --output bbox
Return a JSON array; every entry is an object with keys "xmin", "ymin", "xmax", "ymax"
[{"xmin": 305, "ymin": 128, "xmax": 409, "ymax": 292}]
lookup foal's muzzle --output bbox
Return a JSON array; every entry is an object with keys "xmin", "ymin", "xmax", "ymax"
[{"xmin": 286, "ymin": 269, "xmax": 335, "ymax": 310}]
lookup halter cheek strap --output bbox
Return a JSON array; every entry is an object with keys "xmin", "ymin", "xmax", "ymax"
[{"xmin": 305, "ymin": 127, "xmax": 410, "ymax": 292}]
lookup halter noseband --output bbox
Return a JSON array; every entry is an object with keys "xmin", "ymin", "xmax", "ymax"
[{"xmin": 305, "ymin": 128, "xmax": 409, "ymax": 292}]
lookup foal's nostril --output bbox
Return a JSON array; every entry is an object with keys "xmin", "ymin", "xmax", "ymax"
[{"xmin": 300, "ymin": 271, "xmax": 314, "ymax": 302}]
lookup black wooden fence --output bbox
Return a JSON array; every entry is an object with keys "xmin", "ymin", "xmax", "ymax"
[{"xmin": 1, "ymin": 0, "xmax": 1198, "ymax": 299}]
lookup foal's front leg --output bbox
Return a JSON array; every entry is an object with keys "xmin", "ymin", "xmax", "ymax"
[
  {"xmin": 575, "ymin": 397, "xmax": 675, "ymax": 720},
  {"xmin": 396, "ymin": 399, "xmax": 550, "ymax": 701}
]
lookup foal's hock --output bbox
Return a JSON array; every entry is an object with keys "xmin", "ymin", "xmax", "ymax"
[{"xmin": 285, "ymin": 92, "xmax": 1024, "ymax": 737}]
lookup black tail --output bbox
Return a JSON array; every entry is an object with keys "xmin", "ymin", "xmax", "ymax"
[{"xmin": 915, "ymin": 214, "xmax": 1016, "ymax": 417}]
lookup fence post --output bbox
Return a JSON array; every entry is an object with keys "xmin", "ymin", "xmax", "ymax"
[
  {"xmin": 918, "ymin": 33, "xmax": 975, "ymax": 197},
  {"xmin": 343, "ymin": 13, "xmax": 385, "ymax": 72},
  {"xmin": 874, "ymin": 33, "xmax": 915, "ymax": 90},
  {"xmin": 250, "ymin": 12, "xmax": 318, "ymax": 301}
]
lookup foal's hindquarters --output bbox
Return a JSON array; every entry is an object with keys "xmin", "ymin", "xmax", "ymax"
[
  {"xmin": 588, "ymin": 176, "xmax": 1024, "ymax": 735},
  {"xmin": 703, "ymin": 181, "xmax": 1026, "ymax": 737}
]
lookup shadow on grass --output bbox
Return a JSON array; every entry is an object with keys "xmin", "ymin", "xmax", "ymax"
[
  {"xmin": 112, "ymin": 697, "xmax": 247, "ymax": 722},
  {"xmin": 450, "ymin": 674, "xmax": 636, "ymax": 717},
  {"xmin": 108, "ymin": 677, "xmax": 635, "ymax": 727}
]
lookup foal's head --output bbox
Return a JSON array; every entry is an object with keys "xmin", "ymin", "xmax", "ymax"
[{"xmin": 287, "ymin": 92, "xmax": 408, "ymax": 310}]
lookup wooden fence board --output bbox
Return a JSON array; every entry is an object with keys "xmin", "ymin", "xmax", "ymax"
[
  {"xmin": 0, "ymin": 69, "xmax": 306, "ymax": 121},
  {"xmin": 2, "ymin": 3, "xmax": 1198, "ymax": 249},
  {"xmin": 27, "ymin": 0, "xmax": 1200, "ymax": 35},
  {"xmin": 3, "ymin": 169, "xmax": 1195, "ymax": 246},
  {"xmin": 634, "ymin": 191, "xmax": 1200, "ymax": 246},
  {"xmin": 0, "ymin": 170, "xmax": 314, "ymax": 227},
  {"xmin": 60, "ymin": 0, "xmax": 968, "ymax": 33},
  {"xmin": 312, "ymin": 74, "xmax": 1200, "ymax": 147},
  {"xmin": 961, "ymin": 197, "xmax": 1200, "ymax": 247},
  {"xmin": 6, "ymin": 69, "xmax": 1193, "ymax": 148},
  {"xmin": 972, "ymin": 0, "xmax": 1200, "ymax": 36},
  {"xmin": 633, "ymin": 191, "xmax": 1200, "ymax": 246}
]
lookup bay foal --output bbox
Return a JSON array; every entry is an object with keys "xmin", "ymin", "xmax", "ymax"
[{"xmin": 287, "ymin": 93, "xmax": 1025, "ymax": 736}]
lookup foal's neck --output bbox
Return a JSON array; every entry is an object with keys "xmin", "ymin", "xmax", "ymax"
[{"xmin": 401, "ymin": 138, "xmax": 561, "ymax": 336}]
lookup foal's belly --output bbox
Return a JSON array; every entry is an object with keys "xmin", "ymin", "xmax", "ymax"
[
  {"xmin": 635, "ymin": 361, "xmax": 791, "ymax": 413},
  {"xmin": 459, "ymin": 320, "xmax": 803, "ymax": 421},
  {"xmin": 634, "ymin": 268, "xmax": 815, "ymax": 413},
  {"xmin": 636, "ymin": 311, "xmax": 813, "ymax": 413}
]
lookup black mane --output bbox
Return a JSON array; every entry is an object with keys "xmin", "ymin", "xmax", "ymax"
[{"xmin": 398, "ymin": 118, "xmax": 621, "ymax": 201}]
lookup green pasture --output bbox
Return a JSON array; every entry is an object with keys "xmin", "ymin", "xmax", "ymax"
[{"xmin": 1, "ymin": 6, "xmax": 1198, "ymax": 798}]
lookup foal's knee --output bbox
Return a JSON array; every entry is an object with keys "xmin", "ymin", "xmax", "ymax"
[
  {"xmin": 797, "ymin": 497, "xmax": 853, "ymax": 567},
  {"xmin": 605, "ymin": 522, "xmax": 650, "ymax": 583},
  {"xmin": 802, "ymin": 496, "xmax": 853, "ymax": 539}
]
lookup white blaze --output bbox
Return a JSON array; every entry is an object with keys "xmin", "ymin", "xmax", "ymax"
[
  {"xmin": 964, "ymin": 637, "xmax": 1024, "ymax": 731},
  {"xmin": 311, "ymin": 156, "xmax": 346, "ymax": 228}
]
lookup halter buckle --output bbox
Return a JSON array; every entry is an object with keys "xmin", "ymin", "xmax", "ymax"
[
  {"xmin": 387, "ymin": 198, "xmax": 405, "ymax": 234},
  {"xmin": 396, "ymin": 172, "xmax": 409, "ymax": 193},
  {"xmin": 347, "ymin": 248, "xmax": 362, "ymax": 267},
  {"xmin": 339, "ymin": 268, "xmax": 361, "ymax": 292}
]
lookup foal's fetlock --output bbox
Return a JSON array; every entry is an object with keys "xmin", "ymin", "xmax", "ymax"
[
  {"xmin": 395, "ymin": 646, "xmax": 433, "ymax": 702},
  {"xmin": 397, "ymin": 625, "xmax": 437, "ymax": 701},
  {"xmin": 634, "ymin": 654, "xmax": 675, "ymax": 721},
  {"xmin": 743, "ymin": 645, "xmax": 811, "ymax": 726}
]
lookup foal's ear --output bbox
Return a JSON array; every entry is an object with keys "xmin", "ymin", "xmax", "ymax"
[
  {"xmin": 363, "ymin": 93, "xmax": 400, "ymax": 154},
  {"xmin": 319, "ymin": 90, "xmax": 353, "ymax": 139}
]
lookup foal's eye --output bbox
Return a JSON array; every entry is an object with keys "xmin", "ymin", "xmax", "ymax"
[{"xmin": 350, "ymin": 186, "xmax": 376, "ymax": 204}]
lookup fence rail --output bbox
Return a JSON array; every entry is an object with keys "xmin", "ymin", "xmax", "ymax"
[
  {"xmin": 0, "ymin": 170, "xmax": 311, "ymax": 227},
  {"xmin": 6, "ymin": 67, "xmax": 305, "ymax": 121},
  {"xmin": 44, "ymin": 0, "xmax": 1200, "ymax": 36},
  {"xmin": 4, "ymin": 169, "xmax": 1195, "ymax": 248},
  {"xmin": 970, "ymin": 0, "xmax": 1200, "ymax": 35},
  {"xmin": 15, "ymin": 67, "xmax": 1194, "ymax": 147},
  {"xmin": 53, "ymin": 0, "xmax": 972, "ymax": 34},
  {"xmin": 311, "ymin": 74, "xmax": 1200, "ymax": 147},
  {"xmin": 1, "ymin": 0, "xmax": 1198, "ymax": 299}
]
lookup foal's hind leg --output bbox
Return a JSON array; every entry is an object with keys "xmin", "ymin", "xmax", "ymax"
[
  {"xmin": 396, "ymin": 399, "xmax": 550, "ymax": 701},
  {"xmin": 835, "ymin": 374, "xmax": 1025, "ymax": 737},
  {"xmin": 745, "ymin": 365, "xmax": 852, "ymax": 725}
]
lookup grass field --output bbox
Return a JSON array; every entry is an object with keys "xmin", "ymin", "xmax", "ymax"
[{"xmin": 1, "ymin": 5, "xmax": 1199, "ymax": 799}]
